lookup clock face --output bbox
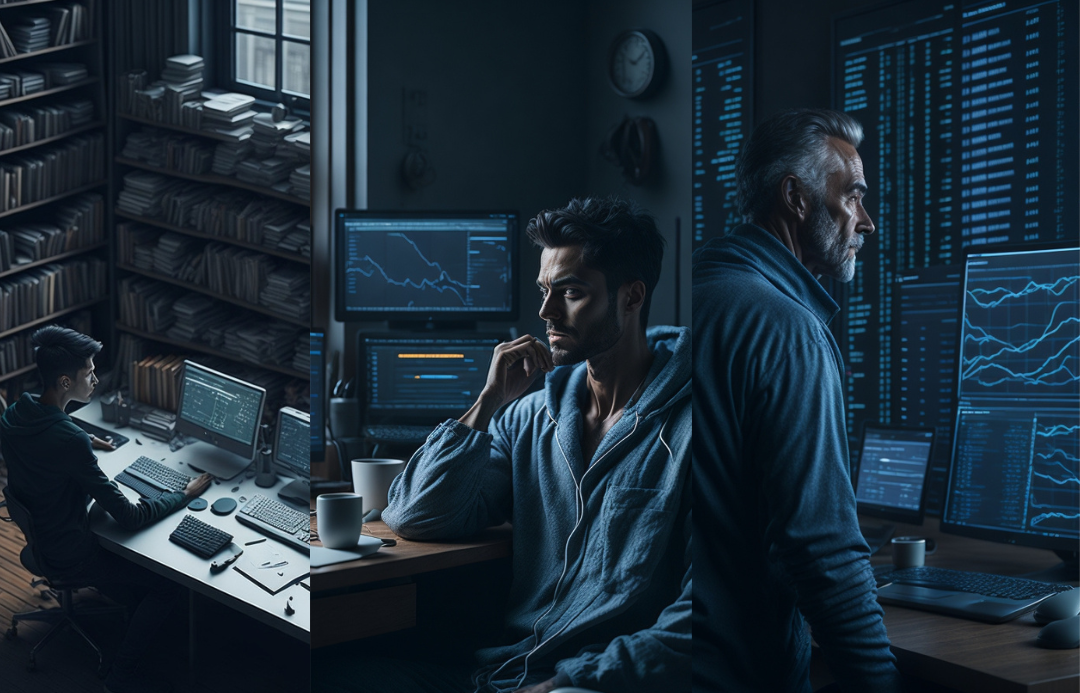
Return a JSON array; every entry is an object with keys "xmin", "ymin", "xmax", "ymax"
[{"xmin": 610, "ymin": 32, "xmax": 655, "ymax": 98}]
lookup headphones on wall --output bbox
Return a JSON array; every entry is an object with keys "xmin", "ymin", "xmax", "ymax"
[{"xmin": 600, "ymin": 115, "xmax": 658, "ymax": 186}]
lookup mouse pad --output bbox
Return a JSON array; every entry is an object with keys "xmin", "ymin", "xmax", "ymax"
[
  {"xmin": 310, "ymin": 537, "xmax": 383, "ymax": 568},
  {"xmin": 233, "ymin": 543, "xmax": 310, "ymax": 594}
]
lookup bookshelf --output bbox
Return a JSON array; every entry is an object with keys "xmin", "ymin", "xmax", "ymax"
[
  {"xmin": 110, "ymin": 47, "xmax": 311, "ymax": 415},
  {"xmin": 0, "ymin": 0, "xmax": 108, "ymax": 395}
]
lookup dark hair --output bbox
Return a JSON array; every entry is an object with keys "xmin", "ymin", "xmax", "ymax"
[
  {"xmin": 32, "ymin": 326, "xmax": 101, "ymax": 390},
  {"xmin": 736, "ymin": 108, "xmax": 864, "ymax": 222},
  {"xmin": 526, "ymin": 196, "xmax": 665, "ymax": 331}
]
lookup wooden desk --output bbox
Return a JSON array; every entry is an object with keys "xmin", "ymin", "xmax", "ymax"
[
  {"xmin": 309, "ymin": 513, "xmax": 511, "ymax": 647},
  {"xmin": 846, "ymin": 517, "xmax": 1079, "ymax": 692}
]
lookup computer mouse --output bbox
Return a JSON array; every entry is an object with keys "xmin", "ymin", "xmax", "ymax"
[
  {"xmin": 1035, "ymin": 614, "xmax": 1079, "ymax": 649},
  {"xmin": 187, "ymin": 498, "xmax": 208, "ymax": 511},
  {"xmin": 211, "ymin": 497, "xmax": 238, "ymax": 516},
  {"xmin": 1034, "ymin": 589, "xmax": 1080, "ymax": 625}
]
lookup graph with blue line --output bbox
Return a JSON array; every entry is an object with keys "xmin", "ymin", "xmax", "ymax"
[
  {"xmin": 340, "ymin": 216, "xmax": 513, "ymax": 314},
  {"xmin": 959, "ymin": 248, "xmax": 1079, "ymax": 400}
]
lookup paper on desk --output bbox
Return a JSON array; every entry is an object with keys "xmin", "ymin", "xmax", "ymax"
[
  {"xmin": 232, "ymin": 542, "xmax": 309, "ymax": 594},
  {"xmin": 310, "ymin": 536, "xmax": 383, "ymax": 568}
]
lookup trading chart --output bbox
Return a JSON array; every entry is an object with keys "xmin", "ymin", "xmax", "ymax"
[{"xmin": 960, "ymin": 249, "xmax": 1079, "ymax": 399}]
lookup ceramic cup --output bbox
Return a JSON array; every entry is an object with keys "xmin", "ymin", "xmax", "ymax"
[
  {"xmin": 892, "ymin": 536, "xmax": 929, "ymax": 569},
  {"xmin": 316, "ymin": 493, "xmax": 365, "ymax": 549},
  {"xmin": 351, "ymin": 458, "xmax": 406, "ymax": 515}
]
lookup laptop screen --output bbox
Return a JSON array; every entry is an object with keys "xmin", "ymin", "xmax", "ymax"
[
  {"xmin": 854, "ymin": 424, "xmax": 936, "ymax": 524},
  {"xmin": 360, "ymin": 334, "xmax": 501, "ymax": 424}
]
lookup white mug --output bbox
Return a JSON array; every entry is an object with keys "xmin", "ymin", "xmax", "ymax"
[
  {"xmin": 316, "ymin": 493, "xmax": 365, "ymax": 549},
  {"xmin": 351, "ymin": 458, "xmax": 406, "ymax": 515}
]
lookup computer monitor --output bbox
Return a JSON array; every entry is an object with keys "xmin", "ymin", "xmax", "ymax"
[
  {"xmin": 360, "ymin": 333, "xmax": 502, "ymax": 425},
  {"xmin": 334, "ymin": 210, "xmax": 519, "ymax": 323},
  {"xmin": 310, "ymin": 331, "xmax": 325, "ymax": 463},
  {"xmin": 942, "ymin": 245, "xmax": 1079, "ymax": 553},
  {"xmin": 274, "ymin": 406, "xmax": 309, "ymax": 479},
  {"xmin": 854, "ymin": 423, "xmax": 937, "ymax": 526},
  {"xmin": 176, "ymin": 360, "xmax": 266, "ymax": 480}
]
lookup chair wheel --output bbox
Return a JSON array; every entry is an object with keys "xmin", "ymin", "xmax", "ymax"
[{"xmin": 4, "ymin": 627, "xmax": 15, "ymax": 640}]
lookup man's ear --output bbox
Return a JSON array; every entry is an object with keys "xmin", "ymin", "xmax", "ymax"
[
  {"xmin": 780, "ymin": 175, "xmax": 810, "ymax": 223},
  {"xmin": 624, "ymin": 280, "xmax": 647, "ymax": 314}
]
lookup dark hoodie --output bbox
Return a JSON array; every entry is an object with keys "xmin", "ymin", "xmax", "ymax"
[
  {"xmin": 0, "ymin": 393, "xmax": 186, "ymax": 576},
  {"xmin": 692, "ymin": 224, "xmax": 900, "ymax": 692}
]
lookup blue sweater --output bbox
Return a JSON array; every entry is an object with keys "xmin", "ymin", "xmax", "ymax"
[
  {"xmin": 692, "ymin": 225, "xmax": 900, "ymax": 692},
  {"xmin": 384, "ymin": 326, "xmax": 692, "ymax": 693}
]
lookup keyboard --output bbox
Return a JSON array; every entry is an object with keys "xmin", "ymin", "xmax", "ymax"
[
  {"xmin": 364, "ymin": 424, "xmax": 434, "ymax": 444},
  {"xmin": 876, "ymin": 565, "xmax": 1074, "ymax": 623},
  {"xmin": 169, "ymin": 515, "xmax": 233, "ymax": 558},
  {"xmin": 117, "ymin": 456, "xmax": 193, "ymax": 499},
  {"xmin": 236, "ymin": 494, "xmax": 310, "ymax": 553}
]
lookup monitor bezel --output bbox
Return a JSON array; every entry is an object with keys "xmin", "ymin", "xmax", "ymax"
[
  {"xmin": 940, "ymin": 241, "xmax": 1079, "ymax": 552},
  {"xmin": 854, "ymin": 422, "xmax": 937, "ymax": 526},
  {"xmin": 176, "ymin": 360, "xmax": 266, "ymax": 461},
  {"xmin": 310, "ymin": 331, "xmax": 325, "ymax": 463},
  {"xmin": 274, "ymin": 406, "xmax": 310, "ymax": 478},
  {"xmin": 358, "ymin": 331, "xmax": 504, "ymax": 425},
  {"xmin": 333, "ymin": 209, "xmax": 520, "ymax": 323}
]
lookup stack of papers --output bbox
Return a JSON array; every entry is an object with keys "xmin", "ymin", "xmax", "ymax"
[{"xmin": 202, "ymin": 93, "xmax": 256, "ymax": 139}]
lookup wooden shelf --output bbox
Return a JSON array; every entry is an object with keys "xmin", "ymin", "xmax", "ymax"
[
  {"xmin": 116, "ymin": 324, "xmax": 306, "ymax": 380},
  {"xmin": 0, "ymin": 297, "xmax": 105, "ymax": 340},
  {"xmin": 0, "ymin": 77, "xmax": 99, "ymax": 109},
  {"xmin": 0, "ymin": 121, "xmax": 104, "ymax": 157},
  {"xmin": 0, "ymin": 39, "xmax": 96, "ymax": 65},
  {"xmin": 118, "ymin": 112, "xmax": 249, "ymax": 143},
  {"xmin": 0, "ymin": 361, "xmax": 35, "ymax": 383},
  {"xmin": 116, "ymin": 263, "xmax": 308, "ymax": 327},
  {"xmin": 0, "ymin": 180, "xmax": 106, "ymax": 220},
  {"xmin": 0, "ymin": 241, "xmax": 106, "ymax": 279},
  {"xmin": 114, "ymin": 210, "xmax": 309, "ymax": 265},
  {"xmin": 115, "ymin": 157, "xmax": 310, "ymax": 207}
]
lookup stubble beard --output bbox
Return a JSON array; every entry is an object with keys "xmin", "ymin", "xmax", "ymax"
[
  {"xmin": 549, "ymin": 296, "xmax": 623, "ymax": 367},
  {"xmin": 804, "ymin": 195, "xmax": 862, "ymax": 283}
]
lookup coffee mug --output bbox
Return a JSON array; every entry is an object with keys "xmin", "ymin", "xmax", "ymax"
[
  {"xmin": 351, "ymin": 458, "xmax": 406, "ymax": 516},
  {"xmin": 891, "ymin": 536, "xmax": 936, "ymax": 568},
  {"xmin": 316, "ymin": 493, "xmax": 365, "ymax": 549}
]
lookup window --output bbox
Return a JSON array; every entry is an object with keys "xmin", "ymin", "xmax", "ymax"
[{"xmin": 229, "ymin": 0, "xmax": 310, "ymax": 108}]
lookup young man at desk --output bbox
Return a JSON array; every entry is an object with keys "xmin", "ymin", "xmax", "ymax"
[
  {"xmin": 321, "ymin": 197, "xmax": 691, "ymax": 693},
  {"xmin": 0, "ymin": 326, "xmax": 211, "ymax": 693}
]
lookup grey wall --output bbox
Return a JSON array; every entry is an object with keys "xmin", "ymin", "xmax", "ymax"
[{"xmin": 337, "ymin": 0, "xmax": 691, "ymax": 376}]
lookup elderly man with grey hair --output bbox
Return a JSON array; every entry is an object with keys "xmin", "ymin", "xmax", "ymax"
[{"xmin": 692, "ymin": 109, "xmax": 902, "ymax": 692}]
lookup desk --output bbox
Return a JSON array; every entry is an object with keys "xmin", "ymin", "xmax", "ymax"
[
  {"xmin": 827, "ymin": 517, "xmax": 1078, "ymax": 692},
  {"xmin": 78, "ymin": 405, "xmax": 310, "ymax": 643},
  {"xmin": 309, "ymin": 509, "xmax": 511, "ymax": 648}
]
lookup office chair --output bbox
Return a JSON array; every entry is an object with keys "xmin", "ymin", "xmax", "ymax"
[{"xmin": 0, "ymin": 485, "xmax": 126, "ymax": 674}]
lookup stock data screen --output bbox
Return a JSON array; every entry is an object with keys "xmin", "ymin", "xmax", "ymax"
[
  {"xmin": 856, "ymin": 427, "xmax": 935, "ymax": 513},
  {"xmin": 336, "ymin": 213, "xmax": 516, "ymax": 318},
  {"xmin": 692, "ymin": 0, "xmax": 753, "ymax": 249},
  {"xmin": 944, "ymin": 247, "xmax": 1079, "ymax": 543},
  {"xmin": 364, "ymin": 337, "xmax": 499, "ymax": 416}
]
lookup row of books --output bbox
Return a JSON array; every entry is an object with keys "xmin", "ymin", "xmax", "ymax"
[
  {"xmin": 0, "ymin": 61, "xmax": 87, "ymax": 100},
  {"xmin": 0, "ymin": 97, "xmax": 92, "ymax": 150},
  {"xmin": 0, "ymin": 132, "xmax": 103, "ymax": 212},
  {"xmin": 117, "ymin": 172, "xmax": 309, "ymax": 258},
  {"xmin": 0, "ymin": 307, "xmax": 89, "ymax": 376},
  {"xmin": 0, "ymin": 256, "xmax": 105, "ymax": 332},
  {"xmin": 118, "ymin": 222, "xmax": 307, "ymax": 319},
  {"xmin": 0, "ymin": 3, "xmax": 90, "ymax": 58},
  {"xmin": 129, "ymin": 350, "xmax": 186, "ymax": 412},
  {"xmin": 118, "ymin": 126, "xmax": 307, "ymax": 201},
  {"xmin": 0, "ymin": 192, "xmax": 103, "ymax": 272}
]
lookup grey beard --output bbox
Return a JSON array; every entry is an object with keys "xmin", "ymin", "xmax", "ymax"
[{"xmin": 804, "ymin": 199, "xmax": 860, "ymax": 282}]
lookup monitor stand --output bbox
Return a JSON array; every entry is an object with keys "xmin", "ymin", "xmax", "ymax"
[
  {"xmin": 1021, "ymin": 550, "xmax": 1080, "ymax": 584},
  {"xmin": 858, "ymin": 522, "xmax": 896, "ymax": 555},
  {"xmin": 182, "ymin": 441, "xmax": 253, "ymax": 481}
]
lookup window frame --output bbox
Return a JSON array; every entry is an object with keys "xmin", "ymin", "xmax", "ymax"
[{"xmin": 222, "ymin": 0, "xmax": 310, "ymax": 115}]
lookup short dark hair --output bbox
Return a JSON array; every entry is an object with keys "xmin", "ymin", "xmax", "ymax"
[
  {"xmin": 32, "ymin": 326, "xmax": 101, "ymax": 390},
  {"xmin": 736, "ymin": 108, "xmax": 864, "ymax": 222},
  {"xmin": 526, "ymin": 196, "xmax": 665, "ymax": 331}
]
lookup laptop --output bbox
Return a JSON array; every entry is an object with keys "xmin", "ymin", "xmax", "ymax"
[{"xmin": 852, "ymin": 423, "xmax": 936, "ymax": 554}]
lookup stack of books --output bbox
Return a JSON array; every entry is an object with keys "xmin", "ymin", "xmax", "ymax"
[
  {"xmin": 259, "ymin": 265, "xmax": 309, "ymax": 321},
  {"xmin": 161, "ymin": 54, "xmax": 204, "ymax": 125},
  {"xmin": 167, "ymin": 293, "xmax": 232, "ymax": 344},
  {"xmin": 211, "ymin": 140, "xmax": 250, "ymax": 176},
  {"xmin": 8, "ymin": 16, "xmax": 51, "ymax": 53},
  {"xmin": 291, "ymin": 332, "xmax": 309, "ymax": 374},
  {"xmin": 235, "ymin": 156, "xmax": 293, "ymax": 187},
  {"xmin": 37, "ymin": 62, "xmax": 87, "ymax": 87},
  {"xmin": 0, "ymin": 257, "xmax": 106, "ymax": 331},
  {"xmin": 251, "ymin": 112, "xmax": 304, "ymax": 158},
  {"xmin": 117, "ymin": 171, "xmax": 180, "ymax": 217},
  {"xmin": 201, "ymin": 92, "xmax": 256, "ymax": 139},
  {"xmin": 288, "ymin": 164, "xmax": 310, "ymax": 201}
]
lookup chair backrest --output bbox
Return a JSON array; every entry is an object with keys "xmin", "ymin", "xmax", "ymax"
[{"xmin": 1, "ymin": 485, "xmax": 45, "ymax": 577}]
